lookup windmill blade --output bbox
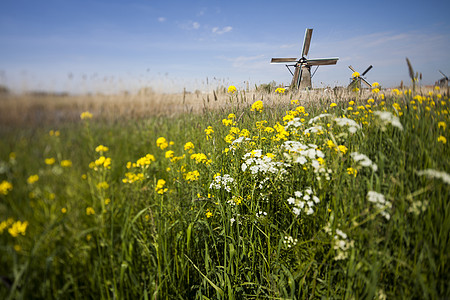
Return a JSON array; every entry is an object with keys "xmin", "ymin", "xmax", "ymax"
[
  {"xmin": 360, "ymin": 77, "xmax": 372, "ymax": 87},
  {"xmin": 361, "ymin": 65, "xmax": 373, "ymax": 76},
  {"xmin": 348, "ymin": 65, "xmax": 357, "ymax": 73},
  {"xmin": 271, "ymin": 58, "xmax": 298, "ymax": 63},
  {"xmin": 306, "ymin": 58, "xmax": 339, "ymax": 66},
  {"xmin": 439, "ymin": 70, "xmax": 448, "ymax": 78},
  {"xmin": 301, "ymin": 28, "xmax": 313, "ymax": 57}
]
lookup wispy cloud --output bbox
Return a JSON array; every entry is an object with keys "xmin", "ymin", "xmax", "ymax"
[
  {"xmin": 180, "ymin": 21, "xmax": 200, "ymax": 30},
  {"xmin": 212, "ymin": 26, "xmax": 232, "ymax": 35},
  {"xmin": 157, "ymin": 17, "xmax": 166, "ymax": 22}
]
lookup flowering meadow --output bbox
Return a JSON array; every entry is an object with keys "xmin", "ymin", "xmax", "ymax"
[{"xmin": 0, "ymin": 86, "xmax": 449, "ymax": 299}]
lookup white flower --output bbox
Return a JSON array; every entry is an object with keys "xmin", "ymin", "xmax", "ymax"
[
  {"xmin": 308, "ymin": 113, "xmax": 332, "ymax": 124},
  {"xmin": 416, "ymin": 169, "xmax": 450, "ymax": 185},
  {"xmin": 350, "ymin": 152, "xmax": 378, "ymax": 172},
  {"xmin": 287, "ymin": 197, "xmax": 296, "ymax": 205},
  {"xmin": 334, "ymin": 117, "xmax": 360, "ymax": 133},
  {"xmin": 294, "ymin": 191, "xmax": 303, "ymax": 198},
  {"xmin": 230, "ymin": 218, "xmax": 235, "ymax": 225},
  {"xmin": 373, "ymin": 111, "xmax": 403, "ymax": 130}
]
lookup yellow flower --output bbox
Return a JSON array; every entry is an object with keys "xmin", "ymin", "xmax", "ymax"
[
  {"xmin": 327, "ymin": 140, "xmax": 336, "ymax": 149},
  {"xmin": 156, "ymin": 137, "xmax": 169, "ymax": 150},
  {"xmin": 165, "ymin": 150, "xmax": 175, "ymax": 159},
  {"xmin": 155, "ymin": 179, "xmax": 168, "ymax": 194},
  {"xmin": 60, "ymin": 160, "xmax": 72, "ymax": 167},
  {"xmin": 372, "ymin": 82, "xmax": 379, "ymax": 88},
  {"xmin": 204, "ymin": 126, "xmax": 214, "ymax": 140},
  {"xmin": 275, "ymin": 87, "xmax": 286, "ymax": 94},
  {"xmin": 0, "ymin": 180, "xmax": 13, "ymax": 195},
  {"xmin": 27, "ymin": 174, "xmax": 39, "ymax": 184},
  {"xmin": 291, "ymin": 99, "xmax": 299, "ymax": 105},
  {"xmin": 96, "ymin": 181, "xmax": 109, "ymax": 189},
  {"xmin": 367, "ymin": 98, "xmax": 375, "ymax": 104},
  {"xmin": 205, "ymin": 209, "xmax": 213, "ymax": 218},
  {"xmin": 372, "ymin": 88, "xmax": 380, "ymax": 94},
  {"xmin": 250, "ymin": 100, "xmax": 264, "ymax": 113},
  {"xmin": 95, "ymin": 145, "xmax": 109, "ymax": 153},
  {"xmin": 184, "ymin": 142, "xmax": 194, "ymax": 151},
  {"xmin": 349, "ymin": 101, "xmax": 355, "ymax": 106},
  {"xmin": 228, "ymin": 113, "xmax": 236, "ymax": 119},
  {"xmin": 438, "ymin": 122, "xmax": 446, "ymax": 130},
  {"xmin": 45, "ymin": 157, "xmax": 55, "ymax": 165},
  {"xmin": 352, "ymin": 72, "xmax": 360, "ymax": 78},
  {"xmin": 222, "ymin": 118, "xmax": 233, "ymax": 126},
  {"xmin": 435, "ymin": 86, "xmax": 440, "ymax": 90},
  {"xmin": 330, "ymin": 103, "xmax": 337, "ymax": 108},
  {"xmin": 122, "ymin": 172, "xmax": 144, "ymax": 183},
  {"xmin": 347, "ymin": 167, "xmax": 357, "ymax": 177},
  {"xmin": 347, "ymin": 107, "xmax": 353, "ymax": 111},
  {"xmin": 438, "ymin": 136, "xmax": 447, "ymax": 144},
  {"xmin": 86, "ymin": 207, "xmax": 95, "ymax": 215},
  {"xmin": 228, "ymin": 85, "xmax": 237, "ymax": 93},
  {"xmin": 8, "ymin": 220, "xmax": 28, "ymax": 237},
  {"xmin": 61, "ymin": 207, "xmax": 67, "ymax": 214},
  {"xmin": 184, "ymin": 170, "xmax": 200, "ymax": 182},
  {"xmin": 337, "ymin": 145, "xmax": 348, "ymax": 154},
  {"xmin": 80, "ymin": 111, "xmax": 93, "ymax": 120}
]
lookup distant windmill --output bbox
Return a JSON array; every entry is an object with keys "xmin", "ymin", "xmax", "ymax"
[
  {"xmin": 270, "ymin": 28, "xmax": 339, "ymax": 90},
  {"xmin": 348, "ymin": 65, "xmax": 372, "ymax": 90},
  {"xmin": 436, "ymin": 70, "xmax": 448, "ymax": 88}
]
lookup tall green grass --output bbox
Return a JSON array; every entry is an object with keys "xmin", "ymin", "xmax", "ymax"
[{"xmin": 0, "ymin": 88, "xmax": 449, "ymax": 299}]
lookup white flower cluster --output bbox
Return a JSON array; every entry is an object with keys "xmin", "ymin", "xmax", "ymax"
[
  {"xmin": 350, "ymin": 152, "xmax": 378, "ymax": 172},
  {"xmin": 209, "ymin": 174, "xmax": 234, "ymax": 192},
  {"xmin": 407, "ymin": 199, "xmax": 428, "ymax": 216},
  {"xmin": 303, "ymin": 125, "xmax": 324, "ymax": 134},
  {"xmin": 284, "ymin": 117, "xmax": 303, "ymax": 130},
  {"xmin": 367, "ymin": 191, "xmax": 392, "ymax": 220},
  {"xmin": 283, "ymin": 235, "xmax": 298, "ymax": 248},
  {"xmin": 334, "ymin": 117, "xmax": 361, "ymax": 133},
  {"xmin": 241, "ymin": 150, "xmax": 288, "ymax": 175},
  {"xmin": 287, "ymin": 188, "xmax": 320, "ymax": 216},
  {"xmin": 308, "ymin": 113, "xmax": 332, "ymax": 124},
  {"xmin": 332, "ymin": 229, "xmax": 355, "ymax": 261},
  {"xmin": 256, "ymin": 210, "xmax": 267, "ymax": 218},
  {"xmin": 373, "ymin": 111, "xmax": 404, "ymax": 130},
  {"xmin": 282, "ymin": 141, "xmax": 324, "ymax": 166},
  {"xmin": 416, "ymin": 169, "xmax": 450, "ymax": 185},
  {"xmin": 229, "ymin": 136, "xmax": 251, "ymax": 151}
]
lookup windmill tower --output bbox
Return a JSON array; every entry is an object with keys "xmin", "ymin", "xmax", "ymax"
[
  {"xmin": 348, "ymin": 65, "xmax": 373, "ymax": 90},
  {"xmin": 436, "ymin": 70, "xmax": 448, "ymax": 88},
  {"xmin": 271, "ymin": 28, "xmax": 339, "ymax": 90}
]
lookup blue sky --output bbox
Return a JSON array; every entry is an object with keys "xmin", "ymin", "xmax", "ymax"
[{"xmin": 1, "ymin": 0, "xmax": 449, "ymax": 93}]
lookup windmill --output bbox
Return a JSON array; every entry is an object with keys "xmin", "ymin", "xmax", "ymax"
[
  {"xmin": 271, "ymin": 28, "xmax": 338, "ymax": 90},
  {"xmin": 436, "ymin": 70, "xmax": 448, "ymax": 88},
  {"xmin": 348, "ymin": 65, "xmax": 373, "ymax": 90}
]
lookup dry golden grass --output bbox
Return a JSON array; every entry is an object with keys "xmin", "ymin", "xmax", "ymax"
[{"xmin": 0, "ymin": 85, "xmax": 440, "ymax": 127}]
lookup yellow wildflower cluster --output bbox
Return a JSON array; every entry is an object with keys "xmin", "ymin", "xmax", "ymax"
[
  {"xmin": 191, "ymin": 153, "xmax": 212, "ymax": 164},
  {"xmin": 61, "ymin": 160, "xmax": 72, "ymax": 167},
  {"xmin": 155, "ymin": 179, "xmax": 168, "ymax": 194},
  {"xmin": 275, "ymin": 87, "xmax": 286, "ymax": 94},
  {"xmin": 90, "ymin": 156, "xmax": 112, "ymax": 170},
  {"xmin": 273, "ymin": 123, "xmax": 289, "ymax": 141},
  {"xmin": 204, "ymin": 126, "xmax": 214, "ymax": 140},
  {"xmin": 184, "ymin": 170, "xmax": 200, "ymax": 182},
  {"xmin": 228, "ymin": 85, "xmax": 237, "ymax": 94},
  {"xmin": 123, "ymin": 172, "xmax": 145, "ymax": 184},
  {"xmin": 96, "ymin": 181, "xmax": 109, "ymax": 189},
  {"xmin": 205, "ymin": 209, "xmax": 213, "ymax": 218},
  {"xmin": 45, "ymin": 157, "xmax": 56, "ymax": 165},
  {"xmin": 95, "ymin": 145, "xmax": 109, "ymax": 153},
  {"xmin": 8, "ymin": 220, "xmax": 28, "ymax": 237},
  {"xmin": 251, "ymin": 100, "xmax": 264, "ymax": 113},
  {"xmin": 49, "ymin": 130, "xmax": 60, "ymax": 136},
  {"xmin": 0, "ymin": 218, "xmax": 14, "ymax": 234},
  {"xmin": 0, "ymin": 180, "xmax": 13, "ymax": 195},
  {"xmin": 156, "ymin": 137, "xmax": 169, "ymax": 150},
  {"xmin": 27, "ymin": 174, "xmax": 39, "ymax": 184},
  {"xmin": 184, "ymin": 142, "xmax": 194, "ymax": 152},
  {"xmin": 347, "ymin": 167, "xmax": 357, "ymax": 177},
  {"xmin": 86, "ymin": 207, "xmax": 95, "ymax": 215},
  {"xmin": 80, "ymin": 111, "xmax": 93, "ymax": 120}
]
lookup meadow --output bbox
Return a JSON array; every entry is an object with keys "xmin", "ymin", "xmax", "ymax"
[{"xmin": 0, "ymin": 84, "xmax": 449, "ymax": 299}]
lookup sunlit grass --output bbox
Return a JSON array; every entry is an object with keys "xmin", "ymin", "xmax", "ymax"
[{"xmin": 0, "ymin": 86, "xmax": 448, "ymax": 299}]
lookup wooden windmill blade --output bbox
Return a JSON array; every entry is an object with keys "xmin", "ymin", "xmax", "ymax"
[
  {"xmin": 302, "ymin": 28, "xmax": 313, "ymax": 57},
  {"xmin": 360, "ymin": 77, "xmax": 372, "ymax": 87},
  {"xmin": 271, "ymin": 58, "xmax": 298, "ymax": 63},
  {"xmin": 361, "ymin": 65, "xmax": 373, "ymax": 76},
  {"xmin": 307, "ymin": 58, "xmax": 339, "ymax": 66},
  {"xmin": 348, "ymin": 65, "xmax": 357, "ymax": 73},
  {"xmin": 439, "ymin": 70, "xmax": 448, "ymax": 79}
]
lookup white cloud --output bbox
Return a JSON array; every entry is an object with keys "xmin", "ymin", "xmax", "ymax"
[
  {"xmin": 157, "ymin": 17, "xmax": 166, "ymax": 22},
  {"xmin": 180, "ymin": 21, "xmax": 201, "ymax": 30},
  {"xmin": 212, "ymin": 26, "xmax": 232, "ymax": 35},
  {"xmin": 192, "ymin": 22, "xmax": 200, "ymax": 29}
]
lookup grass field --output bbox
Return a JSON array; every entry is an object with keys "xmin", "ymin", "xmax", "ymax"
[{"xmin": 0, "ymin": 85, "xmax": 449, "ymax": 299}]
